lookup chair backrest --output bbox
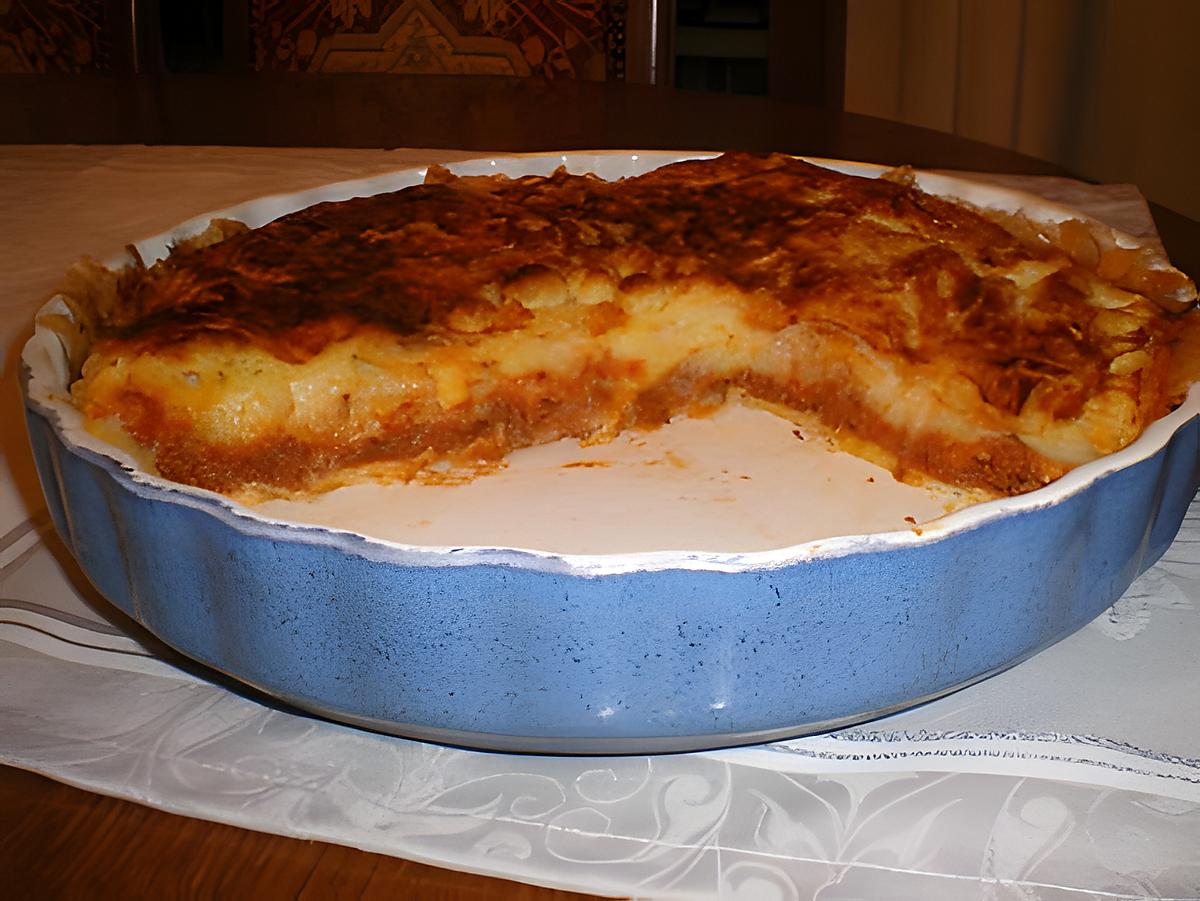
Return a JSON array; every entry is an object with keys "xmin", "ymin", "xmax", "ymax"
[
  {"xmin": 139, "ymin": 1, "xmax": 842, "ymax": 104},
  {"xmin": 0, "ymin": 0, "xmax": 848, "ymax": 147},
  {"xmin": 139, "ymin": 1, "xmax": 624, "ymax": 81}
]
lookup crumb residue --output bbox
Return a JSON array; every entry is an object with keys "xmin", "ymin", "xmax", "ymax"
[
  {"xmin": 664, "ymin": 450, "xmax": 688, "ymax": 468},
  {"xmin": 412, "ymin": 460, "xmax": 506, "ymax": 486},
  {"xmin": 562, "ymin": 460, "xmax": 612, "ymax": 469}
]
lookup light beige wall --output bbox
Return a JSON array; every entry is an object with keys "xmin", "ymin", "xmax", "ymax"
[{"xmin": 845, "ymin": 0, "xmax": 1200, "ymax": 220}]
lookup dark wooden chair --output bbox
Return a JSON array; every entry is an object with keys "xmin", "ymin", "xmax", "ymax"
[
  {"xmin": 0, "ymin": 0, "xmax": 844, "ymax": 146},
  {"xmin": 134, "ymin": 0, "xmax": 840, "ymax": 104},
  {"xmin": 134, "ymin": 1, "xmax": 622, "ymax": 82}
]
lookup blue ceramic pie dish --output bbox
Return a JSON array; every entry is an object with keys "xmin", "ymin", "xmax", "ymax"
[{"xmin": 20, "ymin": 154, "xmax": 1200, "ymax": 753}]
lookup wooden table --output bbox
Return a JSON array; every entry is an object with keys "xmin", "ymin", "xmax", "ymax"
[
  {"xmin": 3, "ymin": 75, "xmax": 1198, "ymax": 899},
  {"xmin": 0, "ymin": 767, "xmax": 600, "ymax": 900}
]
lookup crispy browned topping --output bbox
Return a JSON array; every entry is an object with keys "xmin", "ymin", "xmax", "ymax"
[{"xmin": 99, "ymin": 154, "xmax": 1187, "ymax": 411}]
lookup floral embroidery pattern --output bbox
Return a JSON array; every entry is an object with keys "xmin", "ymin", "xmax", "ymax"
[{"xmin": 252, "ymin": 0, "xmax": 617, "ymax": 80}]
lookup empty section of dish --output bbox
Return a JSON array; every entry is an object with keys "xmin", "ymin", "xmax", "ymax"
[{"xmin": 253, "ymin": 404, "xmax": 965, "ymax": 554}]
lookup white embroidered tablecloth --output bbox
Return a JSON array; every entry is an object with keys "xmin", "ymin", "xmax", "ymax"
[{"xmin": 2, "ymin": 146, "xmax": 1199, "ymax": 900}]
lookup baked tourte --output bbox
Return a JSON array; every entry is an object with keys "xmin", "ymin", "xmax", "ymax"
[{"xmin": 58, "ymin": 153, "xmax": 1200, "ymax": 502}]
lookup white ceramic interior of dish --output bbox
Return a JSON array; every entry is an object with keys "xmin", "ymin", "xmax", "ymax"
[
  {"xmin": 256, "ymin": 405, "xmax": 959, "ymax": 554},
  {"xmin": 24, "ymin": 151, "xmax": 1200, "ymax": 566}
]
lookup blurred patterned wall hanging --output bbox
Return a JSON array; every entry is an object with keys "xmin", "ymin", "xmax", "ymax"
[
  {"xmin": 0, "ymin": 0, "xmax": 113, "ymax": 72},
  {"xmin": 252, "ymin": 0, "xmax": 622, "ymax": 80}
]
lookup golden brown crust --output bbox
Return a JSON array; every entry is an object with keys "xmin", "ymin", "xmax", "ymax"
[{"xmin": 68, "ymin": 153, "xmax": 1198, "ymax": 501}]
